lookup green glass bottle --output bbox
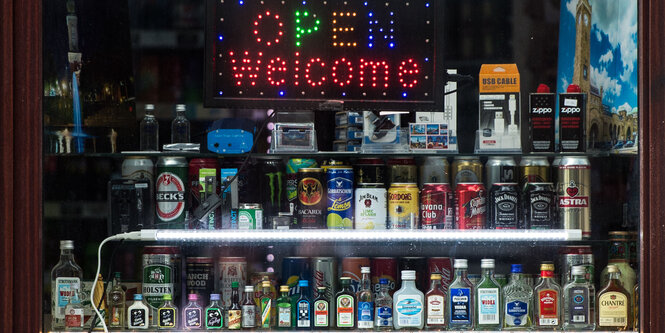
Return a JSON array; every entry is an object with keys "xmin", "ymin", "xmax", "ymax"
[
  {"xmin": 277, "ymin": 285, "xmax": 293, "ymax": 329},
  {"xmin": 475, "ymin": 259, "xmax": 502, "ymax": 330}
]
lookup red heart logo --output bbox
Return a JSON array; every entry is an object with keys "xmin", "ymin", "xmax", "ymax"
[{"xmin": 566, "ymin": 187, "xmax": 579, "ymax": 197}]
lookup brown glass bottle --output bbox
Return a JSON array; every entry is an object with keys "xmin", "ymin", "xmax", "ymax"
[
  {"xmin": 597, "ymin": 265, "xmax": 632, "ymax": 331},
  {"xmin": 425, "ymin": 273, "xmax": 446, "ymax": 329}
]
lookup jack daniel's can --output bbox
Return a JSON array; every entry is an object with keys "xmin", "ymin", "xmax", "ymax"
[
  {"xmin": 558, "ymin": 156, "xmax": 591, "ymax": 239},
  {"xmin": 487, "ymin": 183, "xmax": 521, "ymax": 229},
  {"xmin": 523, "ymin": 182, "xmax": 557, "ymax": 229}
]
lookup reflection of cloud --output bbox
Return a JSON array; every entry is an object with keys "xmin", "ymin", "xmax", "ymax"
[
  {"xmin": 566, "ymin": 0, "xmax": 579, "ymax": 16},
  {"xmin": 591, "ymin": 66, "xmax": 621, "ymax": 97},
  {"xmin": 599, "ymin": 50, "xmax": 613, "ymax": 63},
  {"xmin": 591, "ymin": 0, "xmax": 638, "ymax": 79},
  {"xmin": 561, "ymin": 77, "xmax": 570, "ymax": 90},
  {"xmin": 618, "ymin": 102, "xmax": 632, "ymax": 113}
]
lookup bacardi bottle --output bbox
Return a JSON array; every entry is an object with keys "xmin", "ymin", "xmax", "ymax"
[
  {"xmin": 51, "ymin": 240, "xmax": 83, "ymax": 330},
  {"xmin": 140, "ymin": 103, "xmax": 159, "ymax": 150},
  {"xmin": 356, "ymin": 267, "xmax": 374, "ymax": 329},
  {"xmin": 475, "ymin": 258, "xmax": 502, "ymax": 330},
  {"xmin": 205, "ymin": 293, "xmax": 224, "ymax": 330},
  {"xmin": 127, "ymin": 294, "xmax": 150, "ymax": 330},
  {"xmin": 534, "ymin": 262, "xmax": 562, "ymax": 330},
  {"xmin": 448, "ymin": 259, "xmax": 474, "ymax": 330},
  {"xmin": 563, "ymin": 265, "xmax": 595, "ymax": 330},
  {"xmin": 171, "ymin": 104, "xmax": 190, "ymax": 143},
  {"xmin": 502, "ymin": 264, "xmax": 533, "ymax": 330},
  {"xmin": 597, "ymin": 264, "xmax": 632, "ymax": 330},
  {"xmin": 107, "ymin": 272, "xmax": 126, "ymax": 329}
]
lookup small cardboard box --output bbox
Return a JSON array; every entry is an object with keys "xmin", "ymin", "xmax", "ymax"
[{"xmin": 478, "ymin": 64, "xmax": 521, "ymax": 151}]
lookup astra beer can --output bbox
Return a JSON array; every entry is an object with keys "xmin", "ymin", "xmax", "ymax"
[
  {"xmin": 558, "ymin": 156, "xmax": 591, "ymax": 239},
  {"xmin": 326, "ymin": 167, "xmax": 354, "ymax": 229},
  {"xmin": 388, "ymin": 183, "xmax": 419, "ymax": 229}
]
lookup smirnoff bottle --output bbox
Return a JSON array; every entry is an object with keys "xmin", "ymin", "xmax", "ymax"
[
  {"xmin": 51, "ymin": 240, "xmax": 83, "ymax": 329},
  {"xmin": 534, "ymin": 262, "xmax": 562, "ymax": 330}
]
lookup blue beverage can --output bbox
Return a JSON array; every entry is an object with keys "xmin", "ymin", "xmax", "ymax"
[
  {"xmin": 282, "ymin": 257, "xmax": 312, "ymax": 296},
  {"xmin": 326, "ymin": 167, "xmax": 354, "ymax": 229}
]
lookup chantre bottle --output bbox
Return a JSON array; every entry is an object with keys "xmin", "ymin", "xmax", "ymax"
[
  {"xmin": 127, "ymin": 294, "xmax": 150, "ymax": 330},
  {"xmin": 227, "ymin": 281, "xmax": 242, "ymax": 330},
  {"xmin": 140, "ymin": 103, "xmax": 159, "ymax": 150},
  {"xmin": 393, "ymin": 270, "xmax": 425, "ymax": 330},
  {"xmin": 448, "ymin": 259, "xmax": 474, "ymax": 330},
  {"xmin": 425, "ymin": 273, "xmax": 446, "ymax": 329},
  {"xmin": 597, "ymin": 264, "xmax": 632, "ymax": 331},
  {"xmin": 241, "ymin": 286, "xmax": 257, "ymax": 329},
  {"xmin": 296, "ymin": 280, "xmax": 312, "ymax": 329},
  {"xmin": 534, "ymin": 262, "xmax": 562, "ymax": 330},
  {"xmin": 51, "ymin": 240, "xmax": 83, "ymax": 330},
  {"xmin": 374, "ymin": 278, "xmax": 393, "ymax": 330},
  {"xmin": 313, "ymin": 286, "xmax": 330, "ymax": 329},
  {"xmin": 563, "ymin": 265, "xmax": 595, "ymax": 330},
  {"xmin": 157, "ymin": 294, "xmax": 178, "ymax": 330},
  {"xmin": 356, "ymin": 266, "xmax": 374, "ymax": 329},
  {"xmin": 335, "ymin": 277, "xmax": 356, "ymax": 329},
  {"xmin": 475, "ymin": 258, "xmax": 502, "ymax": 330},
  {"xmin": 107, "ymin": 272, "xmax": 126, "ymax": 329},
  {"xmin": 171, "ymin": 104, "xmax": 190, "ymax": 143},
  {"xmin": 502, "ymin": 264, "xmax": 533, "ymax": 330},
  {"xmin": 277, "ymin": 285, "xmax": 293, "ymax": 329},
  {"xmin": 205, "ymin": 293, "xmax": 224, "ymax": 330}
]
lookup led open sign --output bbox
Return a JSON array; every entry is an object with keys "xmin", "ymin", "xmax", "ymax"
[{"xmin": 205, "ymin": 0, "xmax": 444, "ymax": 110}]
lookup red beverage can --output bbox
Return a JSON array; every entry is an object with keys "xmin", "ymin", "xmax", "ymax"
[
  {"xmin": 427, "ymin": 257, "xmax": 454, "ymax": 287},
  {"xmin": 455, "ymin": 182, "xmax": 487, "ymax": 229},
  {"xmin": 371, "ymin": 257, "xmax": 397, "ymax": 296},
  {"xmin": 420, "ymin": 183, "xmax": 454, "ymax": 229},
  {"xmin": 342, "ymin": 257, "xmax": 370, "ymax": 293}
]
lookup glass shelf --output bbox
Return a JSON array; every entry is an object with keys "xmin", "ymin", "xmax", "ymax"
[{"xmin": 48, "ymin": 330, "xmax": 635, "ymax": 333}]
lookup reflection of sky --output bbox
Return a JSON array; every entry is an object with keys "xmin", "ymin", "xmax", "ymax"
[{"xmin": 557, "ymin": 0, "xmax": 638, "ymax": 113}]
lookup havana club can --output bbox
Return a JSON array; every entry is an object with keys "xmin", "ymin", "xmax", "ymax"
[
  {"xmin": 558, "ymin": 156, "xmax": 591, "ymax": 239},
  {"xmin": 312, "ymin": 257, "xmax": 337, "ymax": 300},
  {"xmin": 455, "ymin": 182, "xmax": 487, "ymax": 229},
  {"xmin": 388, "ymin": 183, "xmax": 420, "ymax": 229},
  {"xmin": 488, "ymin": 183, "xmax": 521, "ymax": 229},
  {"xmin": 519, "ymin": 156, "xmax": 550, "ymax": 189},
  {"xmin": 354, "ymin": 184, "xmax": 387, "ymax": 230},
  {"xmin": 371, "ymin": 257, "xmax": 397, "ymax": 295},
  {"xmin": 451, "ymin": 156, "xmax": 482, "ymax": 189},
  {"xmin": 155, "ymin": 157, "xmax": 188, "ymax": 228},
  {"xmin": 420, "ymin": 183, "xmax": 454, "ymax": 229},
  {"xmin": 296, "ymin": 168, "xmax": 326, "ymax": 229}
]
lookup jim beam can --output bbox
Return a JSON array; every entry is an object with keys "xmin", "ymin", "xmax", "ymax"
[
  {"xmin": 388, "ymin": 183, "xmax": 419, "ymax": 229},
  {"xmin": 155, "ymin": 157, "xmax": 188, "ymax": 228},
  {"xmin": 558, "ymin": 156, "xmax": 591, "ymax": 239},
  {"xmin": 451, "ymin": 156, "xmax": 482, "ymax": 189},
  {"xmin": 455, "ymin": 182, "xmax": 487, "ymax": 229},
  {"xmin": 312, "ymin": 257, "xmax": 337, "ymax": 300},
  {"xmin": 355, "ymin": 184, "xmax": 387, "ymax": 230},
  {"xmin": 523, "ymin": 182, "xmax": 557, "ymax": 229},
  {"xmin": 485, "ymin": 156, "xmax": 517, "ymax": 189},
  {"xmin": 519, "ymin": 156, "xmax": 550, "ymax": 190},
  {"xmin": 296, "ymin": 168, "xmax": 326, "ymax": 229},
  {"xmin": 487, "ymin": 183, "xmax": 521, "ymax": 229},
  {"xmin": 420, "ymin": 183, "xmax": 454, "ymax": 229},
  {"xmin": 419, "ymin": 157, "xmax": 450, "ymax": 185}
]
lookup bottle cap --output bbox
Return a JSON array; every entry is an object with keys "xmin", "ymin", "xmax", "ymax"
[
  {"xmin": 245, "ymin": 285, "xmax": 254, "ymax": 292},
  {"xmin": 134, "ymin": 294, "xmax": 143, "ymax": 301},
  {"xmin": 540, "ymin": 262, "xmax": 555, "ymax": 271},
  {"xmin": 401, "ymin": 270, "xmax": 416, "ymax": 280},
  {"xmin": 176, "ymin": 104, "xmax": 186, "ymax": 112},
  {"xmin": 430, "ymin": 273, "xmax": 442, "ymax": 280},
  {"xmin": 231, "ymin": 281, "xmax": 239, "ymax": 288},
  {"xmin": 537, "ymin": 84, "xmax": 551, "ymax": 93},
  {"xmin": 379, "ymin": 278, "xmax": 388, "ymax": 284},
  {"xmin": 163, "ymin": 294, "xmax": 172, "ymax": 301},
  {"xmin": 607, "ymin": 265, "xmax": 620, "ymax": 273},
  {"xmin": 340, "ymin": 277, "xmax": 351, "ymax": 285},
  {"xmin": 361, "ymin": 266, "xmax": 370, "ymax": 274},
  {"xmin": 511, "ymin": 264, "xmax": 523, "ymax": 273},
  {"xmin": 60, "ymin": 240, "xmax": 74, "ymax": 250},
  {"xmin": 571, "ymin": 265, "xmax": 586, "ymax": 276},
  {"xmin": 481, "ymin": 258, "xmax": 495, "ymax": 269},
  {"xmin": 145, "ymin": 104, "xmax": 155, "ymax": 111},
  {"xmin": 210, "ymin": 293, "xmax": 221, "ymax": 301},
  {"xmin": 280, "ymin": 285, "xmax": 290, "ymax": 292},
  {"xmin": 567, "ymin": 84, "xmax": 582, "ymax": 93},
  {"xmin": 298, "ymin": 280, "xmax": 309, "ymax": 287},
  {"xmin": 454, "ymin": 259, "xmax": 468, "ymax": 269},
  {"xmin": 317, "ymin": 286, "xmax": 326, "ymax": 291},
  {"xmin": 262, "ymin": 281, "xmax": 271, "ymax": 287},
  {"xmin": 114, "ymin": 272, "xmax": 121, "ymax": 278},
  {"xmin": 188, "ymin": 294, "xmax": 198, "ymax": 301}
]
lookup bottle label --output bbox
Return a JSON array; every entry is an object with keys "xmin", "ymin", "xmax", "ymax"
[
  {"xmin": 505, "ymin": 300, "xmax": 529, "ymax": 326},
  {"xmin": 396, "ymin": 295, "xmax": 423, "ymax": 327},
  {"xmin": 568, "ymin": 287, "xmax": 589, "ymax": 324},
  {"xmin": 336, "ymin": 295, "xmax": 355, "ymax": 327},
  {"xmin": 598, "ymin": 292, "xmax": 628, "ymax": 327},
  {"xmin": 278, "ymin": 304, "xmax": 292, "ymax": 327},
  {"xmin": 297, "ymin": 300, "xmax": 311, "ymax": 327},
  {"xmin": 110, "ymin": 306, "xmax": 122, "ymax": 326},
  {"xmin": 376, "ymin": 306, "xmax": 393, "ymax": 327},
  {"xmin": 158, "ymin": 307, "xmax": 176, "ymax": 328},
  {"xmin": 54, "ymin": 277, "xmax": 81, "ymax": 319},
  {"xmin": 64, "ymin": 307, "xmax": 84, "ymax": 328},
  {"xmin": 206, "ymin": 307, "xmax": 223, "ymax": 328},
  {"xmin": 478, "ymin": 288, "xmax": 500, "ymax": 324},
  {"xmin": 449, "ymin": 287, "xmax": 471, "ymax": 324},
  {"xmin": 357, "ymin": 301, "xmax": 374, "ymax": 328},
  {"xmin": 426, "ymin": 295, "xmax": 445, "ymax": 325},
  {"xmin": 538, "ymin": 289, "xmax": 559, "ymax": 326},
  {"xmin": 129, "ymin": 307, "xmax": 148, "ymax": 328},
  {"xmin": 260, "ymin": 298, "xmax": 272, "ymax": 328},
  {"xmin": 228, "ymin": 309, "xmax": 242, "ymax": 329},
  {"xmin": 242, "ymin": 305, "xmax": 256, "ymax": 327},
  {"xmin": 314, "ymin": 300, "xmax": 329, "ymax": 327},
  {"xmin": 184, "ymin": 307, "xmax": 202, "ymax": 328},
  {"xmin": 142, "ymin": 264, "xmax": 173, "ymax": 309}
]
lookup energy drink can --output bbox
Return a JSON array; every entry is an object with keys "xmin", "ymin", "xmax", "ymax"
[
  {"xmin": 258, "ymin": 157, "xmax": 287, "ymax": 220},
  {"xmin": 455, "ymin": 182, "xmax": 487, "ymax": 229},
  {"xmin": 287, "ymin": 158, "xmax": 318, "ymax": 214},
  {"xmin": 296, "ymin": 168, "xmax": 326, "ymax": 229},
  {"xmin": 558, "ymin": 156, "xmax": 591, "ymax": 238},
  {"xmin": 388, "ymin": 183, "xmax": 419, "ymax": 229},
  {"xmin": 326, "ymin": 167, "xmax": 354, "ymax": 229},
  {"xmin": 354, "ymin": 184, "xmax": 387, "ymax": 230}
]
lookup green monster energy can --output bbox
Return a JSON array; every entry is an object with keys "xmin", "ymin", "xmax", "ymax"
[
  {"xmin": 155, "ymin": 157, "xmax": 188, "ymax": 228},
  {"xmin": 142, "ymin": 246, "xmax": 181, "ymax": 324},
  {"xmin": 258, "ymin": 157, "xmax": 287, "ymax": 223},
  {"xmin": 238, "ymin": 203, "xmax": 264, "ymax": 229},
  {"xmin": 286, "ymin": 158, "xmax": 318, "ymax": 214}
]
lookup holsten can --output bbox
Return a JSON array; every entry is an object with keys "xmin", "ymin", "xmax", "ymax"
[
  {"xmin": 487, "ymin": 183, "xmax": 521, "ymax": 229},
  {"xmin": 455, "ymin": 182, "xmax": 487, "ymax": 229},
  {"xmin": 312, "ymin": 257, "xmax": 337, "ymax": 300},
  {"xmin": 371, "ymin": 257, "xmax": 397, "ymax": 295},
  {"xmin": 354, "ymin": 184, "xmax": 387, "ymax": 229},
  {"xmin": 296, "ymin": 168, "xmax": 326, "ymax": 229},
  {"xmin": 143, "ymin": 246, "xmax": 181, "ymax": 311},
  {"xmin": 523, "ymin": 182, "xmax": 557, "ymax": 229},
  {"xmin": 238, "ymin": 203, "xmax": 263, "ymax": 229},
  {"xmin": 485, "ymin": 156, "xmax": 517, "ymax": 189},
  {"xmin": 388, "ymin": 183, "xmax": 420, "ymax": 229},
  {"xmin": 420, "ymin": 183, "xmax": 454, "ymax": 229},
  {"xmin": 558, "ymin": 156, "xmax": 591, "ymax": 238},
  {"xmin": 326, "ymin": 167, "xmax": 354, "ymax": 229},
  {"xmin": 155, "ymin": 157, "xmax": 188, "ymax": 227}
]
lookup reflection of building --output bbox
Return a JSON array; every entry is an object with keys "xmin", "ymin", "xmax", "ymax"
[{"xmin": 571, "ymin": 0, "xmax": 637, "ymax": 147}]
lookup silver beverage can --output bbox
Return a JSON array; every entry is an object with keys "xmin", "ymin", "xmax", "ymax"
[
  {"xmin": 354, "ymin": 184, "xmax": 387, "ymax": 230},
  {"xmin": 451, "ymin": 156, "xmax": 482, "ymax": 189},
  {"xmin": 560, "ymin": 245, "xmax": 594, "ymax": 284},
  {"xmin": 558, "ymin": 156, "xmax": 591, "ymax": 239},
  {"xmin": 122, "ymin": 156, "xmax": 155, "ymax": 226},
  {"xmin": 519, "ymin": 156, "xmax": 550, "ymax": 189},
  {"xmin": 485, "ymin": 156, "xmax": 517, "ymax": 189},
  {"xmin": 419, "ymin": 157, "xmax": 450, "ymax": 186},
  {"xmin": 312, "ymin": 257, "xmax": 337, "ymax": 300}
]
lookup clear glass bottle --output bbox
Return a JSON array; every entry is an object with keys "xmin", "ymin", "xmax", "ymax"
[
  {"xmin": 64, "ymin": 289, "xmax": 85, "ymax": 330},
  {"xmin": 597, "ymin": 264, "xmax": 632, "ymax": 331},
  {"xmin": 277, "ymin": 285, "xmax": 293, "ymax": 329},
  {"xmin": 228, "ymin": 281, "xmax": 242, "ymax": 330},
  {"xmin": 182, "ymin": 293, "xmax": 203, "ymax": 330},
  {"xmin": 393, "ymin": 270, "xmax": 425, "ymax": 330},
  {"xmin": 425, "ymin": 273, "xmax": 446, "ymax": 330},
  {"xmin": 171, "ymin": 103, "xmax": 190, "ymax": 143},
  {"xmin": 51, "ymin": 240, "xmax": 83, "ymax": 329},
  {"xmin": 475, "ymin": 258, "xmax": 502, "ymax": 330},
  {"xmin": 314, "ymin": 286, "xmax": 330, "ymax": 329},
  {"xmin": 205, "ymin": 293, "xmax": 224, "ymax": 330},
  {"xmin": 127, "ymin": 294, "xmax": 150, "ymax": 330},
  {"xmin": 242, "ymin": 286, "xmax": 257, "ymax": 329},
  {"xmin": 335, "ymin": 277, "xmax": 356, "ymax": 329},
  {"xmin": 140, "ymin": 103, "xmax": 159, "ymax": 150},
  {"xmin": 534, "ymin": 262, "xmax": 562, "ymax": 330},
  {"xmin": 375, "ymin": 278, "xmax": 393, "ymax": 330},
  {"xmin": 447, "ymin": 259, "xmax": 474, "ymax": 330},
  {"xmin": 107, "ymin": 272, "xmax": 126, "ymax": 329},
  {"xmin": 502, "ymin": 264, "xmax": 533, "ymax": 330},
  {"xmin": 259, "ymin": 280, "xmax": 274, "ymax": 329},
  {"xmin": 157, "ymin": 294, "xmax": 178, "ymax": 330},
  {"xmin": 296, "ymin": 280, "xmax": 312, "ymax": 329},
  {"xmin": 357, "ymin": 266, "xmax": 374, "ymax": 329},
  {"xmin": 563, "ymin": 265, "xmax": 596, "ymax": 330}
]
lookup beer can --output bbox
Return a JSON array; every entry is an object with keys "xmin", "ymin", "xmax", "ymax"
[
  {"xmin": 485, "ymin": 156, "xmax": 517, "ymax": 189},
  {"xmin": 282, "ymin": 257, "xmax": 312, "ymax": 296},
  {"xmin": 354, "ymin": 184, "xmax": 387, "ymax": 230},
  {"xmin": 519, "ymin": 156, "xmax": 550, "ymax": 189},
  {"xmin": 326, "ymin": 167, "xmax": 354, "ymax": 229},
  {"xmin": 238, "ymin": 203, "xmax": 263, "ymax": 229},
  {"xmin": 296, "ymin": 168, "xmax": 326, "ymax": 229},
  {"xmin": 312, "ymin": 257, "xmax": 337, "ymax": 300},
  {"xmin": 342, "ymin": 257, "xmax": 371, "ymax": 293},
  {"xmin": 258, "ymin": 157, "xmax": 287, "ymax": 219},
  {"xmin": 420, "ymin": 183, "xmax": 454, "ymax": 229},
  {"xmin": 388, "ymin": 183, "xmax": 420, "ymax": 229},
  {"xmin": 419, "ymin": 157, "xmax": 450, "ymax": 185},
  {"xmin": 455, "ymin": 182, "xmax": 487, "ymax": 229},
  {"xmin": 523, "ymin": 182, "xmax": 557, "ymax": 229},
  {"xmin": 122, "ymin": 156, "xmax": 155, "ymax": 226},
  {"xmin": 371, "ymin": 257, "xmax": 397, "ymax": 296},
  {"xmin": 400, "ymin": 257, "xmax": 427, "ymax": 290},
  {"xmin": 186, "ymin": 257, "xmax": 214, "ymax": 307},
  {"xmin": 155, "ymin": 157, "xmax": 188, "ymax": 228},
  {"xmin": 218, "ymin": 257, "xmax": 247, "ymax": 308},
  {"xmin": 142, "ymin": 246, "xmax": 181, "ymax": 312},
  {"xmin": 487, "ymin": 183, "xmax": 521, "ymax": 229},
  {"xmin": 355, "ymin": 158, "xmax": 386, "ymax": 185},
  {"xmin": 557, "ymin": 156, "xmax": 591, "ymax": 238},
  {"xmin": 451, "ymin": 156, "xmax": 482, "ymax": 189},
  {"xmin": 387, "ymin": 157, "xmax": 418, "ymax": 183},
  {"xmin": 286, "ymin": 158, "xmax": 318, "ymax": 213},
  {"xmin": 559, "ymin": 245, "xmax": 594, "ymax": 284},
  {"xmin": 551, "ymin": 157, "xmax": 562, "ymax": 186},
  {"xmin": 427, "ymin": 257, "xmax": 453, "ymax": 286},
  {"xmin": 321, "ymin": 159, "xmax": 347, "ymax": 172}
]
